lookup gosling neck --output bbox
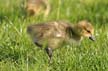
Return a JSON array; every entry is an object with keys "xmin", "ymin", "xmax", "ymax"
[{"xmin": 67, "ymin": 25, "xmax": 82, "ymax": 41}]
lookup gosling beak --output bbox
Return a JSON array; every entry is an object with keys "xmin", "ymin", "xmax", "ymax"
[{"xmin": 89, "ymin": 35, "xmax": 95, "ymax": 41}]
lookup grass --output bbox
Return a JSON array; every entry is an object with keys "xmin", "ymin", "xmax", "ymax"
[{"xmin": 0, "ymin": 0, "xmax": 108, "ymax": 71}]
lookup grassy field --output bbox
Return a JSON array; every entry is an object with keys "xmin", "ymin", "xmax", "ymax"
[{"xmin": 0, "ymin": 0, "xmax": 108, "ymax": 71}]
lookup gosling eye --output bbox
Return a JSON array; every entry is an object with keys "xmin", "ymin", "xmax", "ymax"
[{"xmin": 86, "ymin": 30, "xmax": 90, "ymax": 33}]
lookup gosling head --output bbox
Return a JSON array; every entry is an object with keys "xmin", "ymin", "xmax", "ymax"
[{"xmin": 77, "ymin": 20, "xmax": 95, "ymax": 41}]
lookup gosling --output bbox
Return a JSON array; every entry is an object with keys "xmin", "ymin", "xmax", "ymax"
[
  {"xmin": 27, "ymin": 20, "xmax": 95, "ymax": 62},
  {"xmin": 25, "ymin": 0, "xmax": 50, "ymax": 17}
]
